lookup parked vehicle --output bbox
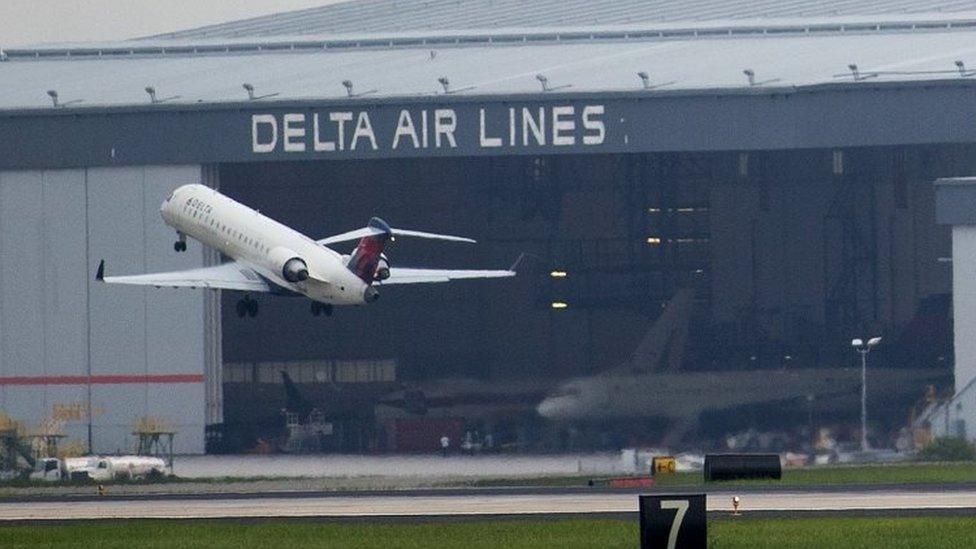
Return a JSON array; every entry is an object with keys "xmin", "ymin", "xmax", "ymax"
[{"xmin": 28, "ymin": 456, "xmax": 167, "ymax": 482}]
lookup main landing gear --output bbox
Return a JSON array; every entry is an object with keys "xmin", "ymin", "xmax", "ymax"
[
  {"xmin": 310, "ymin": 302, "xmax": 333, "ymax": 317},
  {"xmin": 236, "ymin": 296, "xmax": 258, "ymax": 318},
  {"xmin": 173, "ymin": 233, "xmax": 187, "ymax": 252}
]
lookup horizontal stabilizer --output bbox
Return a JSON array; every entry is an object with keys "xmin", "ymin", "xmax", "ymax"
[
  {"xmin": 318, "ymin": 225, "xmax": 475, "ymax": 246},
  {"xmin": 381, "ymin": 267, "xmax": 515, "ymax": 285},
  {"xmin": 390, "ymin": 228, "xmax": 475, "ymax": 243}
]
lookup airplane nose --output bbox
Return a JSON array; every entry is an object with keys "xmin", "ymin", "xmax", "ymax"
[
  {"xmin": 536, "ymin": 398, "xmax": 559, "ymax": 418},
  {"xmin": 363, "ymin": 286, "xmax": 380, "ymax": 303}
]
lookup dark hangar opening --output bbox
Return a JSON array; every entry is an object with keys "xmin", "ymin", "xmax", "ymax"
[{"xmin": 214, "ymin": 144, "xmax": 969, "ymax": 452}]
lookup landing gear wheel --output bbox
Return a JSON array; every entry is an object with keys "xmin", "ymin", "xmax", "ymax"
[
  {"xmin": 173, "ymin": 241, "xmax": 187, "ymax": 252},
  {"xmin": 236, "ymin": 300, "xmax": 247, "ymax": 318},
  {"xmin": 247, "ymin": 299, "xmax": 258, "ymax": 318}
]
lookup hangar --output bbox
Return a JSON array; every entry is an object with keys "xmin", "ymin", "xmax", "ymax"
[{"xmin": 1, "ymin": 0, "xmax": 975, "ymax": 453}]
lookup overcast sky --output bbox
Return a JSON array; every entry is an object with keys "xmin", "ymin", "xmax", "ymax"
[{"xmin": 1, "ymin": 0, "xmax": 344, "ymax": 47}]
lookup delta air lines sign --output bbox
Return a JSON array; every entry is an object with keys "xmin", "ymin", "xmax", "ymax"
[{"xmin": 249, "ymin": 103, "xmax": 608, "ymax": 157}]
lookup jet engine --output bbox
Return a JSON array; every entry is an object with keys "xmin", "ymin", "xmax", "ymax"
[
  {"xmin": 375, "ymin": 253, "xmax": 391, "ymax": 281},
  {"xmin": 268, "ymin": 247, "xmax": 309, "ymax": 283}
]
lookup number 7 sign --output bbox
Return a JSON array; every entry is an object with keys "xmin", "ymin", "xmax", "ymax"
[{"xmin": 639, "ymin": 494, "xmax": 706, "ymax": 548}]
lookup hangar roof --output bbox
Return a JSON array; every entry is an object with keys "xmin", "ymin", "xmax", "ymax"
[
  {"xmin": 2, "ymin": 2, "xmax": 976, "ymax": 111},
  {"xmin": 154, "ymin": 0, "xmax": 976, "ymax": 38},
  {"xmin": 2, "ymin": 16, "xmax": 976, "ymax": 111}
]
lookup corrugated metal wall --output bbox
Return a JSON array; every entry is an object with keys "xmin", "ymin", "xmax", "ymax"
[
  {"xmin": 952, "ymin": 225, "xmax": 976, "ymax": 394},
  {"xmin": 0, "ymin": 165, "xmax": 212, "ymax": 454}
]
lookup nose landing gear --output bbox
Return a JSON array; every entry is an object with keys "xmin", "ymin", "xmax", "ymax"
[
  {"xmin": 236, "ymin": 296, "xmax": 259, "ymax": 318},
  {"xmin": 173, "ymin": 233, "xmax": 187, "ymax": 252}
]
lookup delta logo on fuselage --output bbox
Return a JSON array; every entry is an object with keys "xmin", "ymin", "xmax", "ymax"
[{"xmin": 250, "ymin": 105, "xmax": 607, "ymax": 155}]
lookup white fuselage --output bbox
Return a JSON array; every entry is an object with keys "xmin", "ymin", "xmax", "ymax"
[
  {"xmin": 536, "ymin": 368, "xmax": 944, "ymax": 421},
  {"xmin": 160, "ymin": 184, "xmax": 368, "ymax": 305}
]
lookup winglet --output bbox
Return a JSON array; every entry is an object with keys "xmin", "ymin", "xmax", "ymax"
[
  {"xmin": 509, "ymin": 252, "xmax": 533, "ymax": 272},
  {"xmin": 95, "ymin": 260, "xmax": 105, "ymax": 281}
]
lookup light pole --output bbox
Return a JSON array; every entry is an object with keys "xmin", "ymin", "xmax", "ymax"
[{"xmin": 851, "ymin": 337, "xmax": 882, "ymax": 452}]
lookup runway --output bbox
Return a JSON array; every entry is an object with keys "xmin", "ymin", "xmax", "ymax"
[{"xmin": 2, "ymin": 488, "xmax": 976, "ymax": 521}]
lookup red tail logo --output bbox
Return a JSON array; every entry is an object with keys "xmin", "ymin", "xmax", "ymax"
[{"xmin": 347, "ymin": 217, "xmax": 392, "ymax": 282}]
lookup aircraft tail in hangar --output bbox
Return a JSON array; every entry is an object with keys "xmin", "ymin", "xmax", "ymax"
[{"xmin": 624, "ymin": 288, "xmax": 696, "ymax": 374}]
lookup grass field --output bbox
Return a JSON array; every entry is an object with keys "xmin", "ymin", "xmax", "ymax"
[{"xmin": 1, "ymin": 517, "xmax": 975, "ymax": 548}]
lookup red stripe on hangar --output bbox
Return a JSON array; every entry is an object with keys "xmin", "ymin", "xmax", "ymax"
[{"xmin": 0, "ymin": 374, "xmax": 204, "ymax": 386}]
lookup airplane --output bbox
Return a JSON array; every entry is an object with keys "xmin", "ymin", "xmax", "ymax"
[
  {"xmin": 375, "ymin": 290, "xmax": 698, "ymax": 422},
  {"xmin": 96, "ymin": 184, "xmax": 516, "ymax": 317},
  {"xmin": 535, "ymin": 288, "xmax": 948, "ymax": 444}
]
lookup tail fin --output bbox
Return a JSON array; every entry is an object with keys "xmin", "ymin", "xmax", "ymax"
[
  {"xmin": 281, "ymin": 371, "xmax": 313, "ymax": 418},
  {"xmin": 347, "ymin": 217, "xmax": 392, "ymax": 283},
  {"xmin": 626, "ymin": 288, "xmax": 696, "ymax": 374}
]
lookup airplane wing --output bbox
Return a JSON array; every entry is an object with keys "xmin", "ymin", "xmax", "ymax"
[
  {"xmin": 95, "ymin": 260, "xmax": 272, "ymax": 292},
  {"xmin": 381, "ymin": 267, "xmax": 515, "ymax": 285}
]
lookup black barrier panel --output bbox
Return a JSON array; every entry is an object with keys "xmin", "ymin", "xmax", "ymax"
[
  {"xmin": 639, "ymin": 494, "xmax": 706, "ymax": 549},
  {"xmin": 704, "ymin": 453, "xmax": 782, "ymax": 481}
]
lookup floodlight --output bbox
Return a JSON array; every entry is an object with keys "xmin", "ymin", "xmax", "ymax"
[
  {"xmin": 45, "ymin": 89, "xmax": 81, "ymax": 108},
  {"xmin": 852, "ymin": 334, "xmax": 882, "ymax": 452},
  {"xmin": 339, "ymin": 79, "xmax": 377, "ymax": 98},
  {"xmin": 144, "ymin": 86, "xmax": 180, "ymax": 104},
  {"xmin": 635, "ymin": 71, "xmax": 675, "ymax": 90},
  {"xmin": 637, "ymin": 71, "xmax": 650, "ymax": 89},
  {"xmin": 956, "ymin": 60, "xmax": 974, "ymax": 77},
  {"xmin": 743, "ymin": 69, "xmax": 755, "ymax": 86},
  {"xmin": 536, "ymin": 74, "xmax": 550, "ymax": 91},
  {"xmin": 241, "ymin": 82, "xmax": 278, "ymax": 101}
]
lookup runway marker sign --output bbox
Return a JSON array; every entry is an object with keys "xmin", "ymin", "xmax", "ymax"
[
  {"xmin": 639, "ymin": 494, "xmax": 706, "ymax": 549},
  {"xmin": 652, "ymin": 456, "xmax": 677, "ymax": 475}
]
